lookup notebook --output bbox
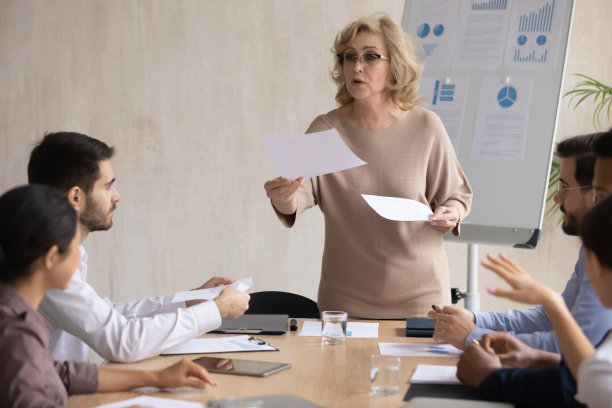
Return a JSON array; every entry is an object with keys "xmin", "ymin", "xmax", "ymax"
[{"xmin": 210, "ymin": 314, "xmax": 289, "ymax": 335}]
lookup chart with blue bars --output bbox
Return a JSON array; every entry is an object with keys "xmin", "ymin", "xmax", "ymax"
[
  {"xmin": 471, "ymin": 0, "xmax": 508, "ymax": 11},
  {"xmin": 431, "ymin": 80, "xmax": 455, "ymax": 105},
  {"xmin": 518, "ymin": 0, "xmax": 555, "ymax": 32},
  {"xmin": 513, "ymin": 0, "xmax": 557, "ymax": 64}
]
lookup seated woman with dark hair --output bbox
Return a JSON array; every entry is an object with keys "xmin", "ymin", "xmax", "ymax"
[{"xmin": 0, "ymin": 184, "xmax": 216, "ymax": 407}]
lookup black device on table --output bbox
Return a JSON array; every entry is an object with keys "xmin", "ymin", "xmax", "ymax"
[{"xmin": 193, "ymin": 356, "xmax": 291, "ymax": 377}]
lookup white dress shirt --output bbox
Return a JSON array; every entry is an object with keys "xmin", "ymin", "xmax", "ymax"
[
  {"xmin": 38, "ymin": 246, "xmax": 222, "ymax": 363},
  {"xmin": 576, "ymin": 331, "xmax": 612, "ymax": 408}
]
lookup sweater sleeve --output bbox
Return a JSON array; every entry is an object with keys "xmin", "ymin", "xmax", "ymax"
[{"xmin": 423, "ymin": 110, "xmax": 473, "ymax": 235}]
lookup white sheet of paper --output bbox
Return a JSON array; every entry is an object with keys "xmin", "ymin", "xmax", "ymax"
[
  {"xmin": 171, "ymin": 277, "xmax": 253, "ymax": 303},
  {"xmin": 95, "ymin": 395, "xmax": 204, "ymax": 408},
  {"xmin": 452, "ymin": 2, "xmax": 511, "ymax": 70},
  {"xmin": 471, "ymin": 76, "xmax": 534, "ymax": 161},
  {"xmin": 504, "ymin": 0, "xmax": 567, "ymax": 70},
  {"xmin": 420, "ymin": 77, "xmax": 470, "ymax": 153},
  {"xmin": 162, "ymin": 335, "xmax": 276, "ymax": 355},
  {"xmin": 298, "ymin": 320, "xmax": 379, "ymax": 338},
  {"xmin": 262, "ymin": 128, "xmax": 366, "ymax": 180},
  {"xmin": 378, "ymin": 342, "xmax": 461, "ymax": 358},
  {"xmin": 404, "ymin": 0, "xmax": 461, "ymax": 70},
  {"xmin": 411, "ymin": 364, "xmax": 461, "ymax": 385},
  {"xmin": 361, "ymin": 194, "xmax": 433, "ymax": 222}
]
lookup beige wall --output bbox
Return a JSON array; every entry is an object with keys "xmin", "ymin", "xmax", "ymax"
[{"xmin": 1, "ymin": 0, "xmax": 610, "ymax": 334}]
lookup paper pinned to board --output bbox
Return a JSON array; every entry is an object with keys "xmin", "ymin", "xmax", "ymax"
[
  {"xmin": 262, "ymin": 128, "xmax": 367, "ymax": 180},
  {"xmin": 171, "ymin": 277, "xmax": 252, "ymax": 303},
  {"xmin": 361, "ymin": 194, "xmax": 433, "ymax": 221}
]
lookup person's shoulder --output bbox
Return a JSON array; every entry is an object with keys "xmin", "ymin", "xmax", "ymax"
[
  {"xmin": 306, "ymin": 108, "xmax": 341, "ymax": 133},
  {"xmin": 406, "ymin": 105, "xmax": 443, "ymax": 127}
]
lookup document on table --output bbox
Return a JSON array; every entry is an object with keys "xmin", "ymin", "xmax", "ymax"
[
  {"xmin": 298, "ymin": 320, "xmax": 379, "ymax": 338},
  {"xmin": 378, "ymin": 342, "xmax": 461, "ymax": 357},
  {"xmin": 411, "ymin": 364, "xmax": 461, "ymax": 385},
  {"xmin": 361, "ymin": 194, "xmax": 433, "ymax": 222},
  {"xmin": 171, "ymin": 277, "xmax": 252, "ymax": 303},
  {"xmin": 262, "ymin": 128, "xmax": 366, "ymax": 180},
  {"xmin": 162, "ymin": 335, "xmax": 277, "ymax": 355},
  {"xmin": 95, "ymin": 396, "xmax": 204, "ymax": 408}
]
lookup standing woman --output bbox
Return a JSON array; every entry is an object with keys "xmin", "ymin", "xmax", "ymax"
[
  {"xmin": 264, "ymin": 13, "xmax": 472, "ymax": 318},
  {"xmin": 0, "ymin": 185, "xmax": 216, "ymax": 407}
]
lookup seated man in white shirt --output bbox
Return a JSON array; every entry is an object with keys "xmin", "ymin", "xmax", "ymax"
[{"xmin": 28, "ymin": 131, "xmax": 250, "ymax": 363}]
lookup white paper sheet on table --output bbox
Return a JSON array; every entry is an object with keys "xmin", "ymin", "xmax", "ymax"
[
  {"xmin": 298, "ymin": 320, "xmax": 379, "ymax": 338},
  {"xmin": 171, "ymin": 277, "xmax": 252, "ymax": 303},
  {"xmin": 262, "ymin": 128, "xmax": 367, "ymax": 180},
  {"xmin": 378, "ymin": 342, "xmax": 461, "ymax": 357},
  {"xmin": 95, "ymin": 395, "xmax": 204, "ymax": 408},
  {"xmin": 411, "ymin": 364, "xmax": 460, "ymax": 385},
  {"xmin": 162, "ymin": 335, "xmax": 276, "ymax": 355},
  {"xmin": 361, "ymin": 194, "xmax": 433, "ymax": 221}
]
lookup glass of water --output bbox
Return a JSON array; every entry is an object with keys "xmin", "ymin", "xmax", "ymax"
[
  {"xmin": 370, "ymin": 354, "xmax": 401, "ymax": 396},
  {"xmin": 321, "ymin": 311, "xmax": 347, "ymax": 345}
]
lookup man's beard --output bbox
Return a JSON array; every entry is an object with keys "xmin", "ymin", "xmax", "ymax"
[
  {"xmin": 560, "ymin": 206, "xmax": 579, "ymax": 236},
  {"xmin": 80, "ymin": 200, "xmax": 115, "ymax": 232}
]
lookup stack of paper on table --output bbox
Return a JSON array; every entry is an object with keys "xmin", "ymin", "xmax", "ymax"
[
  {"xmin": 162, "ymin": 335, "xmax": 276, "ymax": 355},
  {"xmin": 95, "ymin": 396, "xmax": 203, "ymax": 408},
  {"xmin": 411, "ymin": 364, "xmax": 461, "ymax": 385},
  {"xmin": 298, "ymin": 320, "xmax": 379, "ymax": 338},
  {"xmin": 378, "ymin": 342, "xmax": 461, "ymax": 357}
]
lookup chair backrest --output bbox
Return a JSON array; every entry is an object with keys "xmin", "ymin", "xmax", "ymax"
[{"xmin": 245, "ymin": 291, "xmax": 320, "ymax": 318}]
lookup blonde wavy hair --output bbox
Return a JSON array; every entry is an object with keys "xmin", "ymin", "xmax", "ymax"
[{"xmin": 331, "ymin": 12, "xmax": 423, "ymax": 110}]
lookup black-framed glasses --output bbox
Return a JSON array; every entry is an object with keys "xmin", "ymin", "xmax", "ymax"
[
  {"xmin": 337, "ymin": 52, "xmax": 389, "ymax": 66},
  {"xmin": 556, "ymin": 181, "xmax": 592, "ymax": 195}
]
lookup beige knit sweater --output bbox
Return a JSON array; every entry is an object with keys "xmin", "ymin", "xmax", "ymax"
[{"xmin": 276, "ymin": 106, "xmax": 473, "ymax": 318}]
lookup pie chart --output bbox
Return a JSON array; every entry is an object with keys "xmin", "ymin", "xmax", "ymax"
[
  {"xmin": 497, "ymin": 86, "xmax": 517, "ymax": 108},
  {"xmin": 417, "ymin": 23, "xmax": 430, "ymax": 38}
]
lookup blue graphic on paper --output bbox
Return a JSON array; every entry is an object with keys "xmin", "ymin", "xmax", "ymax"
[
  {"xmin": 432, "ymin": 80, "xmax": 456, "ymax": 105},
  {"xmin": 417, "ymin": 23, "xmax": 430, "ymax": 38},
  {"xmin": 433, "ymin": 24, "xmax": 444, "ymax": 36},
  {"xmin": 517, "ymin": 35, "xmax": 527, "ymax": 45},
  {"xmin": 497, "ymin": 86, "xmax": 517, "ymax": 108},
  {"xmin": 472, "ymin": 0, "xmax": 508, "ymax": 11},
  {"xmin": 537, "ymin": 35, "xmax": 547, "ymax": 45},
  {"xmin": 518, "ymin": 0, "xmax": 556, "ymax": 32}
]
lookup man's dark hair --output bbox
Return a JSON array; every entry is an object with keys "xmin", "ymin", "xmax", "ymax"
[
  {"xmin": 0, "ymin": 184, "xmax": 77, "ymax": 283},
  {"xmin": 581, "ymin": 193, "xmax": 612, "ymax": 269},
  {"xmin": 556, "ymin": 133, "xmax": 600, "ymax": 187},
  {"xmin": 592, "ymin": 128, "xmax": 612, "ymax": 158},
  {"xmin": 28, "ymin": 132, "xmax": 115, "ymax": 193}
]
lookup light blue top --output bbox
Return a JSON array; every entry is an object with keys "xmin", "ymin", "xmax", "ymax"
[{"xmin": 467, "ymin": 247, "xmax": 612, "ymax": 352}]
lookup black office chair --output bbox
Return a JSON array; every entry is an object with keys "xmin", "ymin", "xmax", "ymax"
[{"xmin": 245, "ymin": 291, "xmax": 320, "ymax": 318}]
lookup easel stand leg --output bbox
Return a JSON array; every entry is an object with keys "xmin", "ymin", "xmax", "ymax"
[{"xmin": 465, "ymin": 243, "xmax": 480, "ymax": 312}]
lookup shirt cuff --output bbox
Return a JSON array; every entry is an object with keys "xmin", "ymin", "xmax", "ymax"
[
  {"xmin": 67, "ymin": 362, "xmax": 99, "ymax": 394},
  {"xmin": 465, "ymin": 327, "xmax": 494, "ymax": 347},
  {"xmin": 189, "ymin": 300, "xmax": 222, "ymax": 334}
]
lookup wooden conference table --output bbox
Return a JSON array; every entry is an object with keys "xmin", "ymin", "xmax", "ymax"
[{"xmin": 68, "ymin": 319, "xmax": 458, "ymax": 408}]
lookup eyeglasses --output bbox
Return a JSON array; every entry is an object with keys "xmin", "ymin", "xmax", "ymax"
[
  {"xmin": 556, "ymin": 181, "xmax": 592, "ymax": 195},
  {"xmin": 337, "ymin": 52, "xmax": 389, "ymax": 66}
]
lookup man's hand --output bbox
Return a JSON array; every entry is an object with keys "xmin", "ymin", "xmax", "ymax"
[
  {"xmin": 482, "ymin": 332, "xmax": 561, "ymax": 368},
  {"xmin": 456, "ymin": 343, "xmax": 502, "ymax": 388},
  {"xmin": 185, "ymin": 277, "xmax": 235, "ymax": 307},
  {"xmin": 198, "ymin": 277, "xmax": 234, "ymax": 289},
  {"xmin": 214, "ymin": 286, "xmax": 250, "ymax": 319},
  {"xmin": 428, "ymin": 305, "xmax": 477, "ymax": 349}
]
